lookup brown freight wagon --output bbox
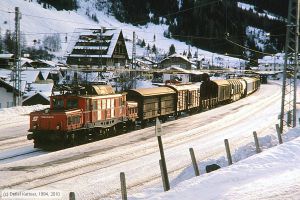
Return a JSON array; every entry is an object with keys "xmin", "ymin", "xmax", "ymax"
[
  {"xmin": 126, "ymin": 87, "xmax": 176, "ymax": 126},
  {"xmin": 166, "ymin": 84, "xmax": 200, "ymax": 116}
]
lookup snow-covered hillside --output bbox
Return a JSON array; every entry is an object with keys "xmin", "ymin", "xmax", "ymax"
[
  {"xmin": 237, "ymin": 2, "xmax": 285, "ymax": 21},
  {"xmin": 0, "ymin": 0, "xmax": 244, "ymax": 67}
]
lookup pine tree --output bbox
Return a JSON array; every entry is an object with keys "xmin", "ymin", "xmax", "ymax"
[
  {"xmin": 43, "ymin": 33, "xmax": 61, "ymax": 52},
  {"xmin": 3, "ymin": 30, "xmax": 14, "ymax": 53},
  {"xmin": 193, "ymin": 51, "xmax": 198, "ymax": 58},
  {"xmin": 168, "ymin": 44, "xmax": 176, "ymax": 55},
  {"xmin": 183, "ymin": 50, "xmax": 186, "ymax": 56},
  {"xmin": 187, "ymin": 50, "xmax": 192, "ymax": 59},
  {"xmin": 141, "ymin": 39, "xmax": 146, "ymax": 47},
  {"xmin": 152, "ymin": 44, "xmax": 157, "ymax": 54}
]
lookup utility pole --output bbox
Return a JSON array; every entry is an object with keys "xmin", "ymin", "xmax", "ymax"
[
  {"xmin": 97, "ymin": 27, "xmax": 104, "ymax": 70},
  {"xmin": 280, "ymin": 0, "xmax": 299, "ymax": 132},
  {"xmin": 132, "ymin": 31, "xmax": 136, "ymax": 89},
  {"xmin": 13, "ymin": 7, "xmax": 22, "ymax": 106}
]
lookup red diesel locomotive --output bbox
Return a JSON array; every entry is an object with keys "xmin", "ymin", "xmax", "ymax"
[{"xmin": 27, "ymin": 84, "xmax": 138, "ymax": 149}]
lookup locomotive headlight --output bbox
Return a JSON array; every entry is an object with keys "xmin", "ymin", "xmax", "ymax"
[
  {"xmin": 33, "ymin": 125, "xmax": 37, "ymax": 129},
  {"xmin": 56, "ymin": 125, "xmax": 60, "ymax": 130}
]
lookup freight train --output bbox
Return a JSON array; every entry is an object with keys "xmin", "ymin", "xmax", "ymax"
[{"xmin": 27, "ymin": 75, "xmax": 260, "ymax": 149}]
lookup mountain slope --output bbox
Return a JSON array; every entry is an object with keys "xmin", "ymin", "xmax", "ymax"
[{"xmin": 0, "ymin": 0, "xmax": 288, "ymax": 67}]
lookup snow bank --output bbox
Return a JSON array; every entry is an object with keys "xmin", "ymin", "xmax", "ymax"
[
  {"xmin": 0, "ymin": 105, "xmax": 48, "ymax": 116},
  {"xmin": 130, "ymin": 128, "xmax": 300, "ymax": 200}
]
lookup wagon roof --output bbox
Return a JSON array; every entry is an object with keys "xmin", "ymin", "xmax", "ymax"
[
  {"xmin": 242, "ymin": 77, "xmax": 257, "ymax": 83},
  {"xmin": 212, "ymin": 79, "xmax": 230, "ymax": 86},
  {"xmin": 227, "ymin": 79, "xmax": 243, "ymax": 84},
  {"xmin": 166, "ymin": 84, "xmax": 199, "ymax": 91},
  {"xmin": 130, "ymin": 87, "xmax": 176, "ymax": 97}
]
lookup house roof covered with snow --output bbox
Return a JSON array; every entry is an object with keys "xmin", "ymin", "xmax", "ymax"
[
  {"xmin": 66, "ymin": 28, "xmax": 129, "ymax": 66},
  {"xmin": 0, "ymin": 54, "xmax": 14, "ymax": 59},
  {"xmin": 161, "ymin": 54, "xmax": 193, "ymax": 64}
]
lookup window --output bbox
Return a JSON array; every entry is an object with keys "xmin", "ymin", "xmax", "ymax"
[
  {"xmin": 53, "ymin": 98, "xmax": 64, "ymax": 109},
  {"xmin": 68, "ymin": 115, "xmax": 81, "ymax": 125},
  {"xmin": 67, "ymin": 99, "xmax": 78, "ymax": 109},
  {"xmin": 107, "ymin": 99, "xmax": 111, "ymax": 109},
  {"xmin": 68, "ymin": 117, "xmax": 72, "ymax": 125},
  {"xmin": 102, "ymin": 99, "xmax": 106, "ymax": 109},
  {"xmin": 86, "ymin": 99, "xmax": 90, "ymax": 110},
  {"xmin": 93, "ymin": 101, "xmax": 97, "ymax": 110}
]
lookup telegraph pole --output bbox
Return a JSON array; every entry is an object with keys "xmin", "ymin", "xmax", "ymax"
[
  {"xmin": 280, "ymin": 0, "xmax": 299, "ymax": 132},
  {"xmin": 13, "ymin": 7, "xmax": 22, "ymax": 106},
  {"xmin": 132, "ymin": 31, "xmax": 136, "ymax": 88}
]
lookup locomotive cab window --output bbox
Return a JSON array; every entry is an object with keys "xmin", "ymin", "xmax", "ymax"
[
  {"xmin": 67, "ymin": 98, "xmax": 78, "ymax": 109},
  {"xmin": 53, "ymin": 98, "xmax": 64, "ymax": 109}
]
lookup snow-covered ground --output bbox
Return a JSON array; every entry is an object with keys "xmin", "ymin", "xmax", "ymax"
[
  {"xmin": 0, "ymin": 0, "xmax": 244, "ymax": 67},
  {"xmin": 145, "ymin": 127, "xmax": 300, "ymax": 200},
  {"xmin": 0, "ymin": 105, "xmax": 48, "ymax": 140},
  {"xmin": 0, "ymin": 81, "xmax": 299, "ymax": 200}
]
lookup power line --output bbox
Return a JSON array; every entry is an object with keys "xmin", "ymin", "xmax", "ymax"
[{"xmin": 225, "ymin": 37, "xmax": 274, "ymax": 56}]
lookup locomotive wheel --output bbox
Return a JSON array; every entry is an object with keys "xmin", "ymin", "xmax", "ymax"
[
  {"xmin": 66, "ymin": 133, "xmax": 76, "ymax": 147},
  {"xmin": 78, "ymin": 132, "xmax": 88, "ymax": 144},
  {"xmin": 92, "ymin": 129, "xmax": 101, "ymax": 141},
  {"xmin": 141, "ymin": 121, "xmax": 147, "ymax": 128},
  {"xmin": 108, "ymin": 127, "xmax": 114, "ymax": 136}
]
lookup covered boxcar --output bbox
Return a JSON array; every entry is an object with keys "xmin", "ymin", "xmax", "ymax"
[
  {"xmin": 227, "ymin": 79, "xmax": 244, "ymax": 101},
  {"xmin": 166, "ymin": 83, "xmax": 200, "ymax": 116},
  {"xmin": 126, "ymin": 87, "xmax": 176, "ymax": 125},
  {"xmin": 200, "ymin": 80, "xmax": 218, "ymax": 109},
  {"xmin": 212, "ymin": 80, "xmax": 231, "ymax": 104},
  {"xmin": 242, "ymin": 77, "xmax": 260, "ymax": 96}
]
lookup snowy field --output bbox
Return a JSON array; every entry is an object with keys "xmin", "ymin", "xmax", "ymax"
[{"xmin": 0, "ymin": 81, "xmax": 299, "ymax": 200}]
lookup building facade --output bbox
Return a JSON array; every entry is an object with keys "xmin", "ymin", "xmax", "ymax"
[
  {"xmin": 160, "ymin": 54, "xmax": 193, "ymax": 70},
  {"xmin": 66, "ymin": 28, "xmax": 129, "ymax": 69}
]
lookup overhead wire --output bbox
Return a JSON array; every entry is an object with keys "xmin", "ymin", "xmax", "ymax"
[{"xmin": 225, "ymin": 37, "xmax": 274, "ymax": 56}]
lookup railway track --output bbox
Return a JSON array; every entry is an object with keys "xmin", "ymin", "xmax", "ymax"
[
  {"xmin": 0, "ymin": 149, "xmax": 44, "ymax": 164},
  {"xmin": 0, "ymin": 84, "xmax": 282, "ymax": 196},
  {"xmin": 0, "ymin": 137, "xmax": 32, "ymax": 151},
  {"xmin": 0, "ymin": 146, "xmax": 46, "ymax": 165}
]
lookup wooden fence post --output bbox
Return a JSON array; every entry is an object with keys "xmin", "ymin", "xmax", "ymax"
[
  {"xmin": 224, "ymin": 139, "xmax": 232, "ymax": 165},
  {"xmin": 253, "ymin": 131, "xmax": 261, "ymax": 153},
  {"xmin": 159, "ymin": 159, "xmax": 169, "ymax": 191},
  {"xmin": 120, "ymin": 172, "xmax": 127, "ymax": 200},
  {"xmin": 155, "ymin": 118, "xmax": 170, "ymax": 191},
  {"xmin": 69, "ymin": 192, "xmax": 75, "ymax": 200},
  {"xmin": 275, "ymin": 124, "xmax": 283, "ymax": 144},
  {"xmin": 189, "ymin": 148, "xmax": 200, "ymax": 176}
]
